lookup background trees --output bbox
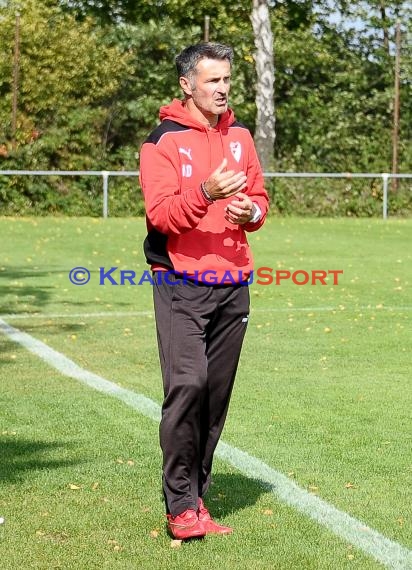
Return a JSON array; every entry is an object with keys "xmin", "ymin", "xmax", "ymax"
[{"xmin": 0, "ymin": 0, "xmax": 411, "ymax": 215}]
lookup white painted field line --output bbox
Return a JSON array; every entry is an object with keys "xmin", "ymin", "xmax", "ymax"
[
  {"xmin": 0, "ymin": 310, "xmax": 154, "ymax": 320},
  {"xmin": 0, "ymin": 318, "xmax": 160, "ymax": 422},
  {"xmin": 1, "ymin": 305, "xmax": 411, "ymax": 321},
  {"xmin": 1, "ymin": 318, "xmax": 411, "ymax": 569},
  {"xmin": 217, "ymin": 443, "xmax": 412, "ymax": 569}
]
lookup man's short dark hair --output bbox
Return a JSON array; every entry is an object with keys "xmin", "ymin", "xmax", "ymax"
[{"xmin": 176, "ymin": 43, "xmax": 233, "ymax": 80}]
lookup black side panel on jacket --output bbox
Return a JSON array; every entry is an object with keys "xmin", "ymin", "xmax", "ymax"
[
  {"xmin": 143, "ymin": 227, "xmax": 174, "ymax": 270},
  {"xmin": 231, "ymin": 120, "xmax": 249, "ymax": 131},
  {"xmin": 144, "ymin": 120, "xmax": 190, "ymax": 145}
]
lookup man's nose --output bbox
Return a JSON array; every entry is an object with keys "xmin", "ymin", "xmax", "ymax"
[{"xmin": 217, "ymin": 80, "xmax": 228, "ymax": 92}]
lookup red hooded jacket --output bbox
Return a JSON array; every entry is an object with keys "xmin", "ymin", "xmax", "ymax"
[{"xmin": 139, "ymin": 99, "xmax": 269, "ymax": 282}]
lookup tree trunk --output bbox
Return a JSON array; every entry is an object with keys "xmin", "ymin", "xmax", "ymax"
[{"xmin": 251, "ymin": 0, "xmax": 275, "ymax": 171}]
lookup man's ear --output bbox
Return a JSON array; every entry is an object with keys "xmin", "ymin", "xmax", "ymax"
[{"xmin": 179, "ymin": 76, "xmax": 193, "ymax": 97}]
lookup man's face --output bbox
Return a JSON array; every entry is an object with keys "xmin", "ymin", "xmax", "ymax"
[{"xmin": 181, "ymin": 58, "xmax": 231, "ymax": 122}]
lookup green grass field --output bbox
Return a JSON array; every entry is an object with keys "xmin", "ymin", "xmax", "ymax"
[{"xmin": 0, "ymin": 216, "xmax": 411, "ymax": 570}]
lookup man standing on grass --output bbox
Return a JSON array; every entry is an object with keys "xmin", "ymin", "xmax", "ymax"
[{"xmin": 139, "ymin": 42, "xmax": 269, "ymax": 540}]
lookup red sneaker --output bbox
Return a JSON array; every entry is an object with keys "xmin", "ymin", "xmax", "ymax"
[
  {"xmin": 166, "ymin": 509, "xmax": 206, "ymax": 540},
  {"xmin": 198, "ymin": 498, "xmax": 233, "ymax": 535}
]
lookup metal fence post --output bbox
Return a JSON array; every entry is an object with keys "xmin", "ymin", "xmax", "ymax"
[
  {"xmin": 102, "ymin": 171, "xmax": 109, "ymax": 218},
  {"xmin": 382, "ymin": 173, "xmax": 389, "ymax": 220}
]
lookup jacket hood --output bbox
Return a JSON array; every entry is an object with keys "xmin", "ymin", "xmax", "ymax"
[{"xmin": 159, "ymin": 99, "xmax": 235, "ymax": 131}]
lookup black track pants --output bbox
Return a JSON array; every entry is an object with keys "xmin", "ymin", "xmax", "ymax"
[{"xmin": 153, "ymin": 273, "xmax": 250, "ymax": 517}]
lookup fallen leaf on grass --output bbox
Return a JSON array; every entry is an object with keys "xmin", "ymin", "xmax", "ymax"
[
  {"xmin": 345, "ymin": 482, "xmax": 356, "ymax": 489},
  {"xmin": 91, "ymin": 482, "xmax": 99, "ymax": 490},
  {"xmin": 262, "ymin": 509, "xmax": 273, "ymax": 516},
  {"xmin": 308, "ymin": 485, "xmax": 319, "ymax": 493},
  {"xmin": 170, "ymin": 539, "xmax": 182, "ymax": 549},
  {"xmin": 68, "ymin": 484, "xmax": 81, "ymax": 490},
  {"xmin": 127, "ymin": 460, "xmax": 135, "ymax": 466},
  {"xmin": 150, "ymin": 530, "xmax": 159, "ymax": 539},
  {"xmin": 35, "ymin": 529, "xmax": 69, "ymax": 543},
  {"xmin": 108, "ymin": 538, "xmax": 123, "ymax": 552}
]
